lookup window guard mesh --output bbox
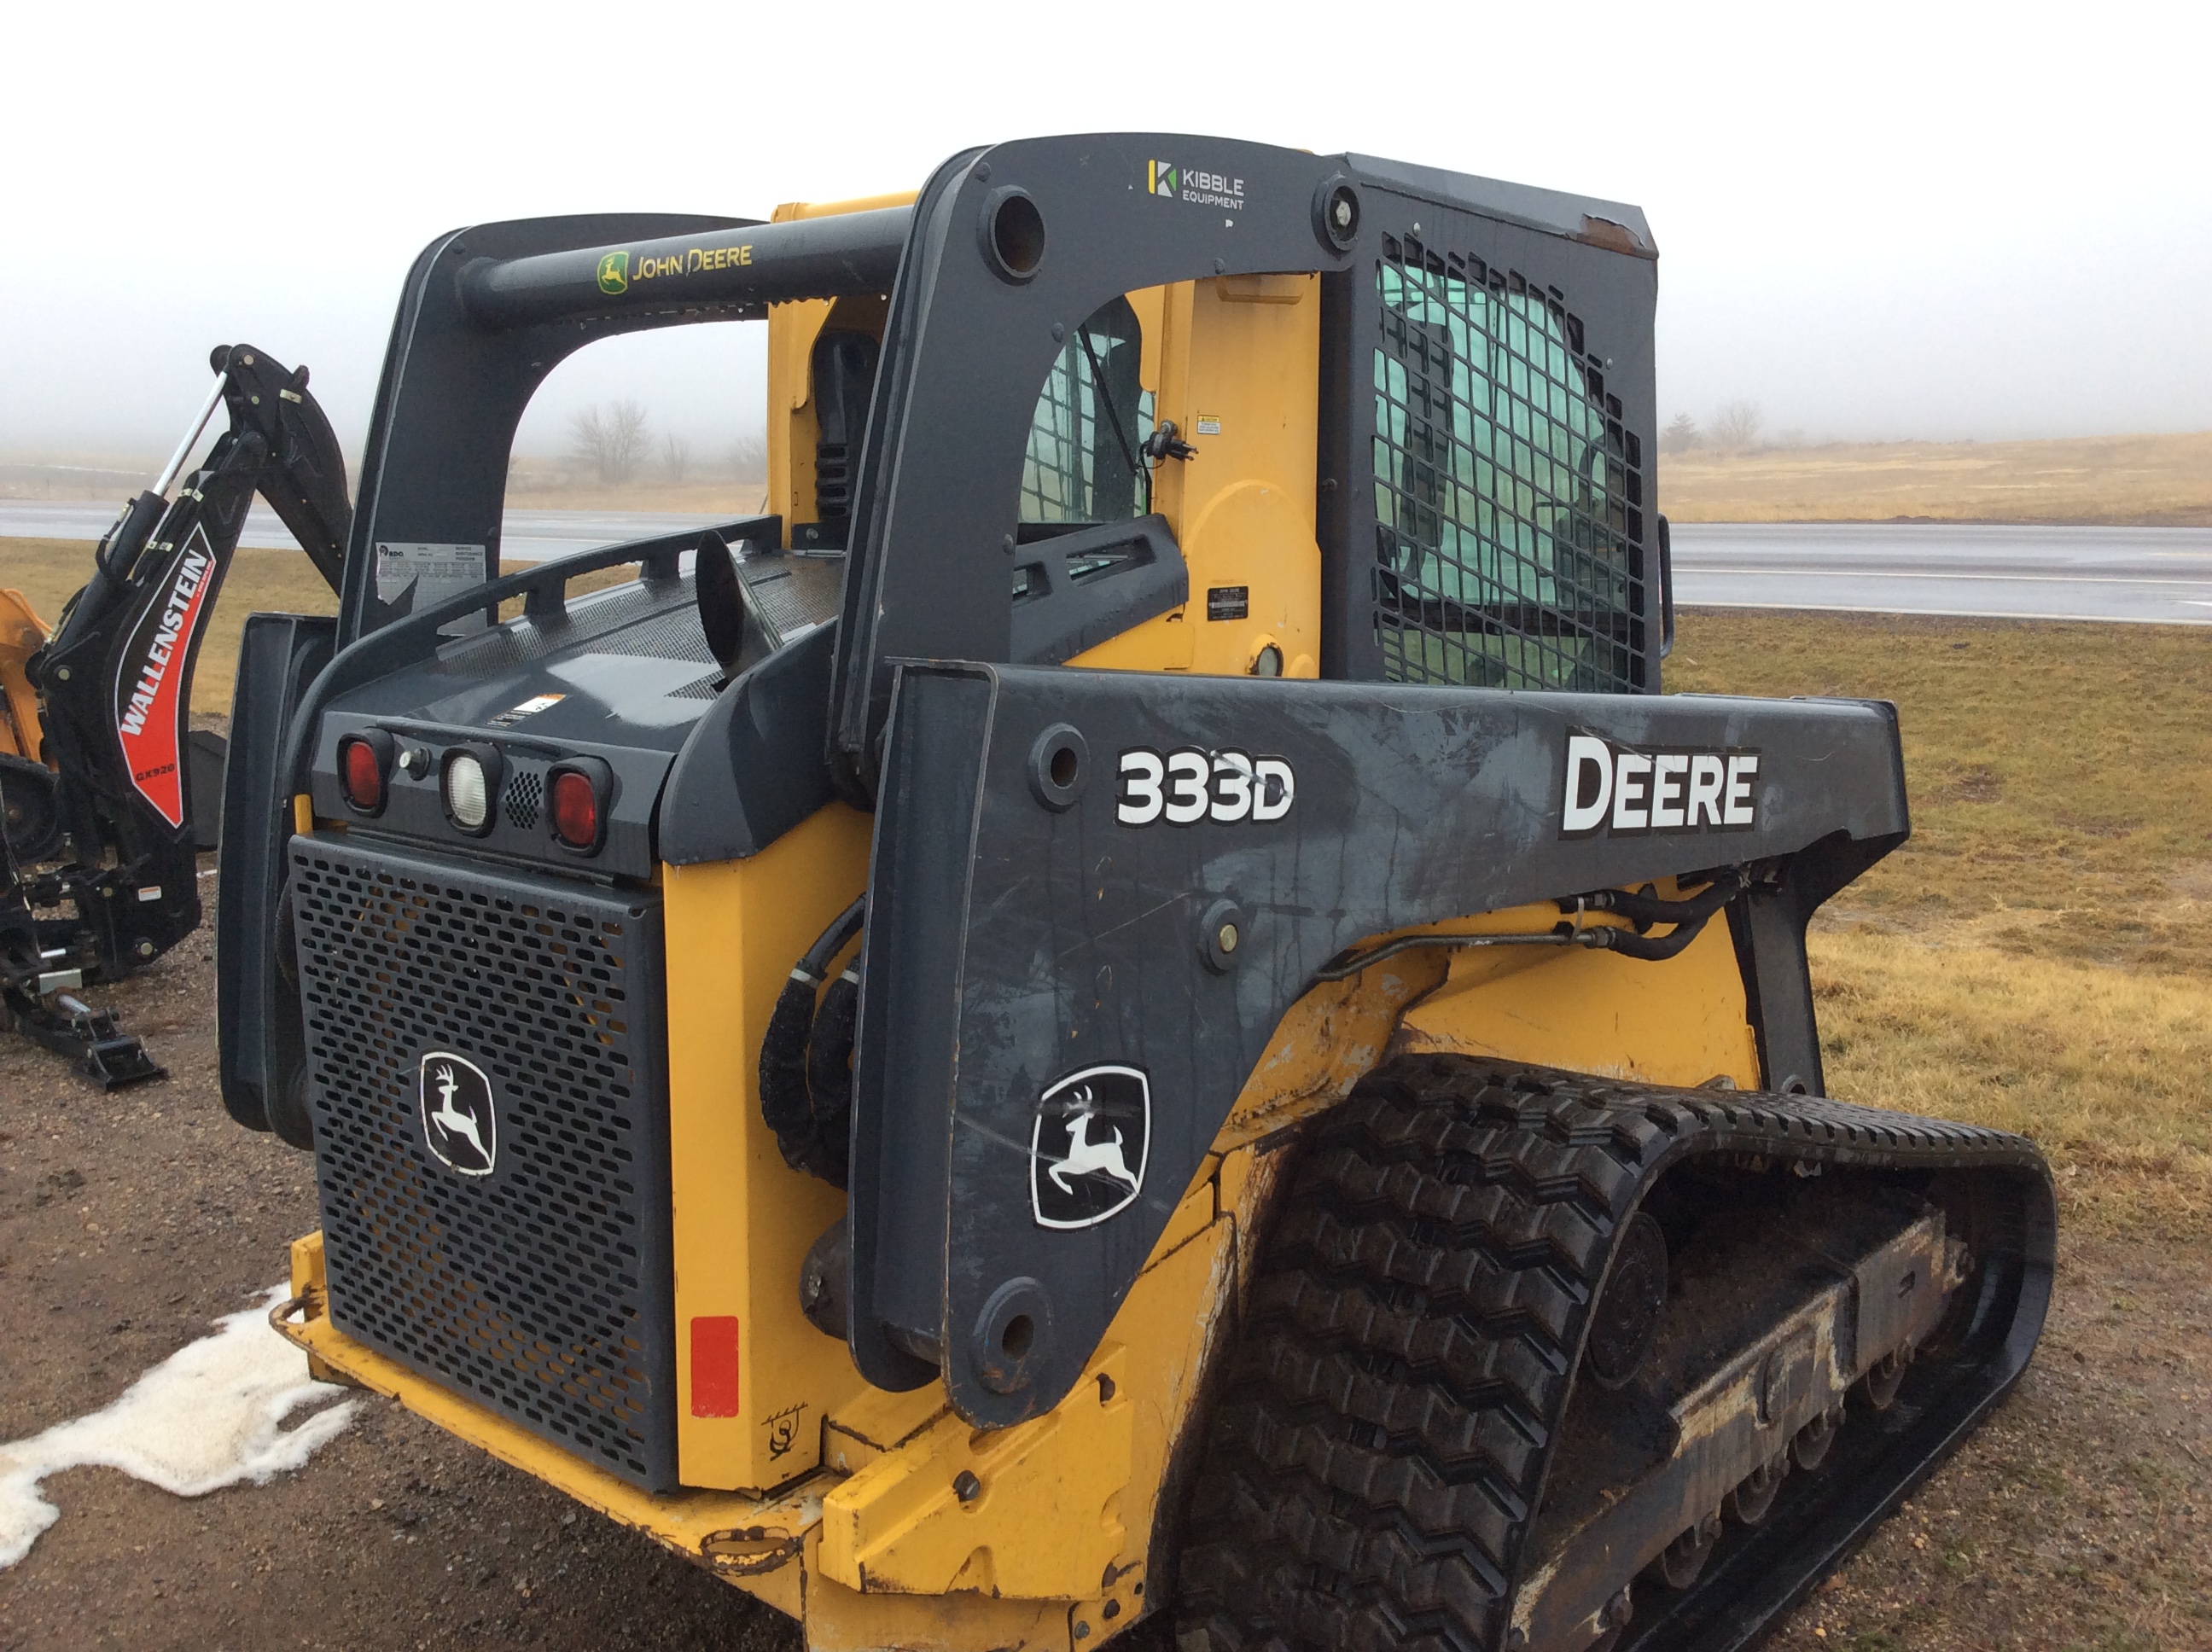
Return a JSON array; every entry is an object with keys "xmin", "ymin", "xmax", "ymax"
[{"xmin": 1371, "ymin": 238, "xmax": 1645, "ymax": 692}]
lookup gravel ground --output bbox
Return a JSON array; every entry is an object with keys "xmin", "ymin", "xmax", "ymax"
[{"xmin": 1, "ymin": 912, "xmax": 2204, "ymax": 1652}]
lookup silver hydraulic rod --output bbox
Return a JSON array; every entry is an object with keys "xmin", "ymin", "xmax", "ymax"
[
  {"xmin": 461, "ymin": 206, "xmax": 914, "ymax": 329},
  {"xmin": 152, "ymin": 371, "xmax": 230, "ymax": 497}
]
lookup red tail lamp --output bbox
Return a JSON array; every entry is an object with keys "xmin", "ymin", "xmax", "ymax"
[
  {"xmin": 337, "ymin": 730, "xmax": 394, "ymax": 815},
  {"xmin": 547, "ymin": 758, "xmax": 614, "ymax": 854}
]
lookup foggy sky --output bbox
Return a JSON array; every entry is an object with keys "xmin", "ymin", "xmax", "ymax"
[{"xmin": 4, "ymin": 2, "xmax": 2207, "ymax": 468}]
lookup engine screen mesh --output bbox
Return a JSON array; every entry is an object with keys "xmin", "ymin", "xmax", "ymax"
[
  {"xmin": 1371, "ymin": 241, "xmax": 1646, "ymax": 692},
  {"xmin": 289, "ymin": 836, "xmax": 676, "ymax": 1491}
]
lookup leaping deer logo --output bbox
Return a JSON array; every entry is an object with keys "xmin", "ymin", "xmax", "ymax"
[
  {"xmin": 1047, "ymin": 1084, "xmax": 1139, "ymax": 1196},
  {"xmin": 420, "ymin": 1052, "xmax": 496, "ymax": 1175},
  {"xmin": 1030, "ymin": 1064, "xmax": 1150, "ymax": 1230}
]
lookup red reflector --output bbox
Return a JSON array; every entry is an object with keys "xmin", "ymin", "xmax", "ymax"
[
  {"xmin": 550, "ymin": 768, "xmax": 599, "ymax": 848},
  {"xmin": 340, "ymin": 738, "xmax": 383, "ymax": 811},
  {"xmin": 690, "ymin": 1315, "xmax": 740, "ymax": 1416}
]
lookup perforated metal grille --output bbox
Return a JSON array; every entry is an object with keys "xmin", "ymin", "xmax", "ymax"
[
  {"xmin": 433, "ymin": 574, "xmax": 720, "ymax": 680},
  {"xmin": 738, "ymin": 554, "xmax": 844, "ymax": 641},
  {"xmin": 1371, "ymin": 240, "xmax": 1645, "ymax": 692},
  {"xmin": 503, "ymin": 770, "xmax": 543, "ymax": 829},
  {"xmin": 288, "ymin": 837, "xmax": 676, "ymax": 1490}
]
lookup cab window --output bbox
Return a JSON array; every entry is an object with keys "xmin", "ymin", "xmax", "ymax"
[{"xmin": 1020, "ymin": 296, "xmax": 1155, "ymax": 526}]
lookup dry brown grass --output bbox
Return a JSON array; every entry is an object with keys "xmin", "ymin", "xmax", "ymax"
[
  {"xmin": 1661, "ymin": 430, "xmax": 2212, "ymax": 525},
  {"xmin": 1670, "ymin": 608, "xmax": 2212, "ymax": 1230},
  {"xmin": 1808, "ymin": 931, "xmax": 2212, "ymax": 1232},
  {"xmin": 503, "ymin": 458, "xmax": 767, "ymax": 515},
  {"xmin": 1667, "ymin": 610, "xmax": 2212, "ymax": 976}
]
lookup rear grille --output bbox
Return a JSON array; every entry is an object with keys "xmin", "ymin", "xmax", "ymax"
[
  {"xmin": 1371, "ymin": 238, "xmax": 1646, "ymax": 693},
  {"xmin": 288, "ymin": 835, "xmax": 676, "ymax": 1491}
]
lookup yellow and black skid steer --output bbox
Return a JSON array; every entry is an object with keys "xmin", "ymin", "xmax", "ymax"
[{"xmin": 220, "ymin": 134, "xmax": 2053, "ymax": 1650}]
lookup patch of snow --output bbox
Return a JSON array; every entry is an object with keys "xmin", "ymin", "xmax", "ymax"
[{"xmin": 0, "ymin": 1285, "xmax": 359, "ymax": 1568}]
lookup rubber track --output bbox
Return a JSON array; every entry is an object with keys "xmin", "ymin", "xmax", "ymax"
[{"xmin": 1173, "ymin": 1056, "xmax": 2055, "ymax": 1652}]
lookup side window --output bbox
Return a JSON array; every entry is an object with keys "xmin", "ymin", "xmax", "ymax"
[
  {"xmin": 1371, "ymin": 247, "xmax": 1644, "ymax": 692},
  {"xmin": 1021, "ymin": 296, "xmax": 1155, "ymax": 526}
]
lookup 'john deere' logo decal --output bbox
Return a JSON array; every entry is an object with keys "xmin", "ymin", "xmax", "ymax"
[
  {"xmin": 597, "ymin": 251, "xmax": 630, "ymax": 295},
  {"xmin": 1559, "ymin": 732, "xmax": 1762, "ymax": 839},
  {"xmin": 1030, "ymin": 1065, "xmax": 1150, "ymax": 1230},
  {"xmin": 1147, "ymin": 160, "xmax": 1179, "ymax": 197},
  {"xmin": 419, "ymin": 1050, "xmax": 498, "ymax": 1176}
]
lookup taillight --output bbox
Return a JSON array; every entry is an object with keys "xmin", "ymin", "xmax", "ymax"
[
  {"xmin": 550, "ymin": 771, "xmax": 597, "ymax": 846},
  {"xmin": 546, "ymin": 758, "xmax": 614, "ymax": 854},
  {"xmin": 337, "ymin": 730, "xmax": 393, "ymax": 814},
  {"xmin": 439, "ymin": 745, "xmax": 502, "ymax": 835}
]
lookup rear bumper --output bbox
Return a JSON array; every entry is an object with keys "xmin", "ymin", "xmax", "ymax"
[
  {"xmin": 274, "ymin": 1231, "xmax": 820, "ymax": 1618},
  {"xmin": 276, "ymin": 1220, "xmax": 1176, "ymax": 1652}
]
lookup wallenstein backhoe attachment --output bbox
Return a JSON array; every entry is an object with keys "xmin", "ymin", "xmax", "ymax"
[
  {"xmin": 208, "ymin": 134, "xmax": 2051, "ymax": 1650},
  {"xmin": 0, "ymin": 345, "xmax": 348, "ymax": 1085}
]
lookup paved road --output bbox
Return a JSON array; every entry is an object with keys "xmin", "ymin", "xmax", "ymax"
[
  {"xmin": 9, "ymin": 503, "xmax": 2210, "ymax": 625},
  {"xmin": 1668, "ymin": 521, "xmax": 2212, "ymax": 625},
  {"xmin": 0, "ymin": 500, "xmax": 745, "ymax": 567}
]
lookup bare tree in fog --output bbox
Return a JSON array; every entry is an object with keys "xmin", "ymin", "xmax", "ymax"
[
  {"xmin": 728, "ymin": 432, "xmax": 767, "ymax": 483},
  {"xmin": 1708, "ymin": 401, "xmax": 1764, "ymax": 454},
  {"xmin": 570, "ymin": 399, "xmax": 650, "ymax": 486},
  {"xmin": 1660, "ymin": 413, "xmax": 1702, "ymax": 455},
  {"xmin": 661, "ymin": 433, "xmax": 692, "ymax": 484}
]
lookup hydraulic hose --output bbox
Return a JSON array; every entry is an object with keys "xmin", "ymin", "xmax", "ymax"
[
  {"xmin": 1579, "ymin": 912, "xmax": 1715, "ymax": 961},
  {"xmin": 805, "ymin": 966, "xmax": 862, "ymax": 1190},
  {"xmin": 1562, "ymin": 868, "xmax": 1745, "ymax": 932},
  {"xmin": 1312, "ymin": 870, "xmax": 1749, "ymax": 983},
  {"xmin": 759, "ymin": 896, "xmax": 864, "ymax": 1181}
]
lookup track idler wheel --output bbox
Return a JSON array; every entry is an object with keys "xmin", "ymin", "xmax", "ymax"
[
  {"xmin": 1792, "ymin": 1405, "xmax": 1844, "ymax": 1471},
  {"xmin": 1644, "ymin": 1513, "xmax": 1722, "ymax": 1591},
  {"xmin": 1583, "ymin": 1210, "xmax": 1668, "ymax": 1389},
  {"xmin": 1582, "ymin": 1587, "xmax": 1634, "ymax": 1650},
  {"xmin": 1726, "ymin": 1453, "xmax": 1790, "ymax": 1526},
  {"xmin": 1860, "ymin": 1345, "xmax": 1912, "ymax": 1411}
]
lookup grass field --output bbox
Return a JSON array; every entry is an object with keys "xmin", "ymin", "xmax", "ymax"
[
  {"xmin": 1660, "ymin": 429, "xmax": 2212, "ymax": 525},
  {"xmin": 1668, "ymin": 610, "xmax": 2212, "ymax": 1232}
]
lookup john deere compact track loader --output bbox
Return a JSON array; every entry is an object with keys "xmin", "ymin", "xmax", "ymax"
[{"xmin": 218, "ymin": 134, "xmax": 2052, "ymax": 1650}]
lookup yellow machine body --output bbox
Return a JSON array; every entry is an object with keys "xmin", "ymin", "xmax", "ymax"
[{"xmin": 0, "ymin": 589, "xmax": 49, "ymax": 765}]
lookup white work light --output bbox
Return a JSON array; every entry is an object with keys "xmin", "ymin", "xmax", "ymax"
[{"xmin": 444, "ymin": 751, "xmax": 492, "ymax": 830}]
